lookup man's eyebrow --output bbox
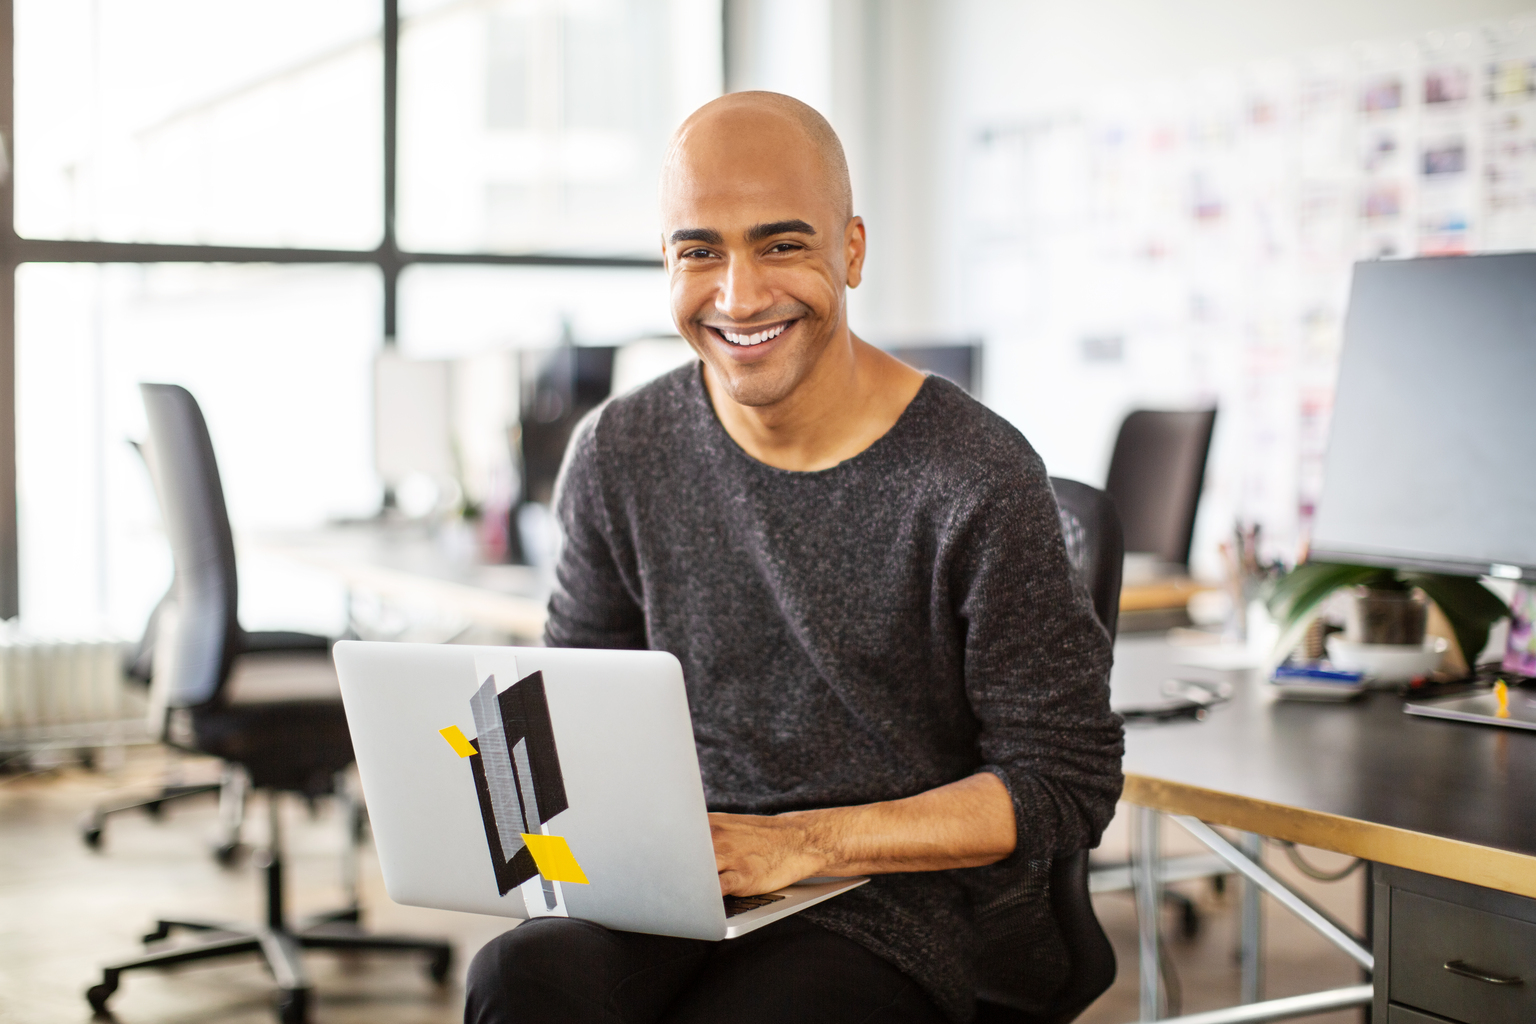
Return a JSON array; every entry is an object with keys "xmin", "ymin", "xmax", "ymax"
[
  {"xmin": 747, "ymin": 219, "xmax": 816, "ymax": 242},
  {"xmin": 669, "ymin": 227, "xmax": 723, "ymax": 245}
]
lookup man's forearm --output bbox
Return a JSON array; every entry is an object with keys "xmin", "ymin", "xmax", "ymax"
[{"xmin": 711, "ymin": 772, "xmax": 1017, "ymax": 895}]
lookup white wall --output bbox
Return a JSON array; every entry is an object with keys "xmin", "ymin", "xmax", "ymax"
[
  {"xmin": 929, "ymin": 0, "xmax": 1536, "ymax": 576},
  {"xmin": 936, "ymin": 0, "xmax": 1536, "ymax": 331},
  {"xmin": 724, "ymin": 0, "xmax": 945, "ymax": 342}
]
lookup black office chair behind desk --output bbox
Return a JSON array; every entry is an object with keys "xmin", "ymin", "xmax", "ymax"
[
  {"xmin": 974, "ymin": 477, "xmax": 1123, "ymax": 1024},
  {"xmin": 87, "ymin": 384, "xmax": 450, "ymax": 1024},
  {"xmin": 1105, "ymin": 408, "xmax": 1216, "ymax": 570}
]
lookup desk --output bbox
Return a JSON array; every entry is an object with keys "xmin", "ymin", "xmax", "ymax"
[
  {"xmin": 1114, "ymin": 635, "xmax": 1536, "ymax": 1023},
  {"xmin": 1114, "ymin": 636, "xmax": 1536, "ymax": 897},
  {"xmin": 260, "ymin": 525, "xmax": 551, "ymax": 640}
]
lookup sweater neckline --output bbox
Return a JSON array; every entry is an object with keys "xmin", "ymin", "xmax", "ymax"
[{"xmin": 688, "ymin": 361, "xmax": 939, "ymax": 479}]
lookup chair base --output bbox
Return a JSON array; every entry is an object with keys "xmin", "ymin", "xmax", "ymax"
[
  {"xmin": 80, "ymin": 782, "xmax": 222, "ymax": 848},
  {"xmin": 86, "ymin": 908, "xmax": 451, "ymax": 1023}
]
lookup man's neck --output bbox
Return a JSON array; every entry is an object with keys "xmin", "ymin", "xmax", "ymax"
[{"xmin": 703, "ymin": 332, "xmax": 927, "ymax": 473}]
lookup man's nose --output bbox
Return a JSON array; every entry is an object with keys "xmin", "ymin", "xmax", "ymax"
[{"xmin": 715, "ymin": 255, "xmax": 773, "ymax": 321}]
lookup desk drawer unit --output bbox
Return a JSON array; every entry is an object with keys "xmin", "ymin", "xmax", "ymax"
[
  {"xmin": 1387, "ymin": 1008, "xmax": 1469, "ymax": 1024},
  {"xmin": 1377, "ymin": 866, "xmax": 1536, "ymax": 1024}
]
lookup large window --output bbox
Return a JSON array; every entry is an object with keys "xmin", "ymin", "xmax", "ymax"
[
  {"xmin": 16, "ymin": 0, "xmax": 383, "ymax": 247},
  {"xmin": 4, "ymin": 0, "xmax": 722, "ymax": 632},
  {"xmin": 399, "ymin": 0, "xmax": 719, "ymax": 256}
]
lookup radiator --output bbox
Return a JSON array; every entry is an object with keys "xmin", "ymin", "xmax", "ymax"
[{"xmin": 0, "ymin": 632, "xmax": 148, "ymax": 751}]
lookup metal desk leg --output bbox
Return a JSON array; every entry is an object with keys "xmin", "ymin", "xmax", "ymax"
[
  {"xmin": 1134, "ymin": 805, "xmax": 1164, "ymax": 1021},
  {"xmin": 1239, "ymin": 831, "xmax": 1264, "ymax": 1004}
]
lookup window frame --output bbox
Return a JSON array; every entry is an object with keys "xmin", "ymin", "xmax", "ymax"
[{"xmin": 0, "ymin": 0, "xmax": 679, "ymax": 617}]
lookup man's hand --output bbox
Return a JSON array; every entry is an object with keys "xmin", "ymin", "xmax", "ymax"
[
  {"xmin": 709, "ymin": 772, "xmax": 1018, "ymax": 896},
  {"xmin": 710, "ymin": 812, "xmax": 826, "ymax": 896}
]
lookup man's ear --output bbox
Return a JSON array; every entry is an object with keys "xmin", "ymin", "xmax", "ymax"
[{"xmin": 844, "ymin": 216, "xmax": 867, "ymax": 289}]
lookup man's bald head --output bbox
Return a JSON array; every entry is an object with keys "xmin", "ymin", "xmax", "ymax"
[{"xmin": 662, "ymin": 91, "xmax": 852, "ymax": 222}]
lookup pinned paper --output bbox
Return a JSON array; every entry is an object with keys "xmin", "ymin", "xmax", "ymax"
[
  {"xmin": 521, "ymin": 833, "xmax": 589, "ymax": 884},
  {"xmin": 439, "ymin": 725, "xmax": 477, "ymax": 758}
]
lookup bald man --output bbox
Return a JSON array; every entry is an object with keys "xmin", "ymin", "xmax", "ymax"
[{"xmin": 464, "ymin": 93, "xmax": 1123, "ymax": 1024}]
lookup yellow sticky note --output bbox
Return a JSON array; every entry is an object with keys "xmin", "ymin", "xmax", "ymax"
[
  {"xmin": 521, "ymin": 833, "xmax": 589, "ymax": 885},
  {"xmin": 439, "ymin": 726, "xmax": 477, "ymax": 758},
  {"xmin": 1495, "ymin": 680, "xmax": 1510, "ymax": 719}
]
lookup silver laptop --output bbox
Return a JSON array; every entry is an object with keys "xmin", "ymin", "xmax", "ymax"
[
  {"xmin": 333, "ymin": 641, "xmax": 866, "ymax": 941},
  {"xmin": 1406, "ymin": 688, "xmax": 1536, "ymax": 733}
]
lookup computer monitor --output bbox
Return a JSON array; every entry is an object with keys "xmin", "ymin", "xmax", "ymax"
[
  {"xmin": 518, "ymin": 345, "xmax": 615, "ymax": 507},
  {"xmin": 374, "ymin": 352, "xmax": 455, "ymax": 485},
  {"xmin": 1310, "ymin": 254, "xmax": 1536, "ymax": 581},
  {"xmin": 886, "ymin": 343, "xmax": 982, "ymax": 396}
]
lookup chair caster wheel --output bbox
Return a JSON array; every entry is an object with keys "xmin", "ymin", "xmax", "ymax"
[
  {"xmin": 276, "ymin": 987, "xmax": 309, "ymax": 1024},
  {"xmin": 1180, "ymin": 900, "xmax": 1200, "ymax": 939},
  {"xmin": 86, "ymin": 978, "xmax": 118, "ymax": 1015},
  {"xmin": 213, "ymin": 842, "xmax": 241, "ymax": 867},
  {"xmin": 82, "ymin": 826, "xmax": 103, "ymax": 850},
  {"xmin": 428, "ymin": 948, "xmax": 452, "ymax": 985},
  {"xmin": 144, "ymin": 800, "xmax": 165, "ymax": 819}
]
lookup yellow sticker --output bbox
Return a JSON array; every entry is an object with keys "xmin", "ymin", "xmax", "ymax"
[
  {"xmin": 521, "ymin": 833, "xmax": 590, "ymax": 885},
  {"xmin": 439, "ymin": 725, "xmax": 477, "ymax": 758}
]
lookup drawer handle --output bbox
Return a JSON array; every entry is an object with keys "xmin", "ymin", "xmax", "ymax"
[{"xmin": 1444, "ymin": 960, "xmax": 1523, "ymax": 986}]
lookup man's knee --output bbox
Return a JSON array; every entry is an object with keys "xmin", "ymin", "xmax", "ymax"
[
  {"xmin": 465, "ymin": 919, "xmax": 612, "ymax": 1024},
  {"xmin": 464, "ymin": 918, "xmax": 708, "ymax": 1024}
]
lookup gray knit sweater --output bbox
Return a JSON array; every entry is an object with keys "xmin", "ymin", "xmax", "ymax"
[{"xmin": 545, "ymin": 364, "xmax": 1124, "ymax": 1022}]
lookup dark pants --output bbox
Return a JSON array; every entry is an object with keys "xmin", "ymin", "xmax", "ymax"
[{"xmin": 464, "ymin": 915, "xmax": 946, "ymax": 1024}]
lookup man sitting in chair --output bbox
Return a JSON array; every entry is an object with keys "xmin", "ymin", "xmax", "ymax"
[{"xmin": 465, "ymin": 91, "xmax": 1124, "ymax": 1024}]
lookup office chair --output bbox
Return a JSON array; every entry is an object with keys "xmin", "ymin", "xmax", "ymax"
[
  {"xmin": 87, "ymin": 384, "xmax": 450, "ymax": 1024},
  {"xmin": 81, "ymin": 444, "xmax": 332, "ymax": 859},
  {"xmin": 1104, "ymin": 409, "xmax": 1216, "ymax": 568},
  {"xmin": 79, "ymin": 588, "xmax": 227, "ymax": 852},
  {"xmin": 972, "ymin": 477, "xmax": 1122, "ymax": 1024}
]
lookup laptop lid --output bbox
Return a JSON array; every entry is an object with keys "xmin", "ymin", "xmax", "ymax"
[{"xmin": 334, "ymin": 641, "xmax": 729, "ymax": 940}]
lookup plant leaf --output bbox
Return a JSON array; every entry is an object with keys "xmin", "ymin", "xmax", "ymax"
[
  {"xmin": 1267, "ymin": 562, "xmax": 1389, "ymax": 632},
  {"xmin": 1403, "ymin": 573, "xmax": 1510, "ymax": 667}
]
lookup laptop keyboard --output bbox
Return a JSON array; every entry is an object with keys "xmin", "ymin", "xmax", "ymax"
[{"xmin": 724, "ymin": 893, "xmax": 786, "ymax": 918}]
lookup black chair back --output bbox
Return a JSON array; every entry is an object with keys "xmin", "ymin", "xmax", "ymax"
[
  {"xmin": 140, "ymin": 383, "xmax": 241, "ymax": 709},
  {"xmin": 1050, "ymin": 477, "xmax": 1124, "ymax": 641},
  {"xmin": 1104, "ymin": 409, "xmax": 1215, "ymax": 567},
  {"xmin": 976, "ymin": 478, "xmax": 1122, "ymax": 1024}
]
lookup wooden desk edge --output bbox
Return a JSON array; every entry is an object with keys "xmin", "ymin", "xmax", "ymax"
[{"xmin": 1124, "ymin": 773, "xmax": 1536, "ymax": 900}]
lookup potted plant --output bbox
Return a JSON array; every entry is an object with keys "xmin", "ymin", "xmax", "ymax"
[{"xmin": 1267, "ymin": 562, "xmax": 1509, "ymax": 677}]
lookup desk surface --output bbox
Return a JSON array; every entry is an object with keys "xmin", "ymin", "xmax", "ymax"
[
  {"xmin": 1114, "ymin": 636, "xmax": 1536, "ymax": 898},
  {"xmin": 261, "ymin": 524, "xmax": 551, "ymax": 639}
]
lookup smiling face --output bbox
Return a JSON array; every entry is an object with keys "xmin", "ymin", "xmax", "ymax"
[{"xmin": 660, "ymin": 96, "xmax": 864, "ymax": 409}]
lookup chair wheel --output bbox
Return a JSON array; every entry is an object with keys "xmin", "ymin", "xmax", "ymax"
[
  {"xmin": 82, "ymin": 826, "xmax": 103, "ymax": 850},
  {"xmin": 86, "ymin": 979, "xmax": 117, "ymax": 1014},
  {"xmin": 1180, "ymin": 900, "xmax": 1200, "ymax": 938},
  {"xmin": 428, "ymin": 948, "xmax": 452, "ymax": 985},
  {"xmin": 276, "ymin": 987, "xmax": 309, "ymax": 1024},
  {"xmin": 144, "ymin": 800, "xmax": 165, "ymax": 819},
  {"xmin": 213, "ymin": 842, "xmax": 242, "ymax": 867}
]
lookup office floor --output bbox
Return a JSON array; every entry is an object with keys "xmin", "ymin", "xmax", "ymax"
[{"xmin": 1, "ymin": 748, "xmax": 1365, "ymax": 1024}]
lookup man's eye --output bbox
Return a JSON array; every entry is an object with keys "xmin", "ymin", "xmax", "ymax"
[
  {"xmin": 767, "ymin": 242, "xmax": 801, "ymax": 254},
  {"xmin": 683, "ymin": 248, "xmax": 714, "ymax": 259}
]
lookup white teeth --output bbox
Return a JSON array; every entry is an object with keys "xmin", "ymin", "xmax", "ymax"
[{"xmin": 720, "ymin": 322, "xmax": 789, "ymax": 346}]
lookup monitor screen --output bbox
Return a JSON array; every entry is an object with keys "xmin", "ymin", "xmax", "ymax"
[
  {"xmin": 887, "ymin": 343, "xmax": 982, "ymax": 395},
  {"xmin": 1310, "ymin": 253, "xmax": 1536, "ymax": 580}
]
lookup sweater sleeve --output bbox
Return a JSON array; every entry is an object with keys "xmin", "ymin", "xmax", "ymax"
[
  {"xmin": 543, "ymin": 409, "xmax": 649, "ymax": 650},
  {"xmin": 957, "ymin": 457, "xmax": 1124, "ymax": 860}
]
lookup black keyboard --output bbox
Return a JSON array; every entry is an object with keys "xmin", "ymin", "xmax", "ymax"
[{"xmin": 724, "ymin": 893, "xmax": 786, "ymax": 918}]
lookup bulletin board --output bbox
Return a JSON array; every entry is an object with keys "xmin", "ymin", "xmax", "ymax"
[{"xmin": 963, "ymin": 16, "xmax": 1536, "ymax": 574}]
